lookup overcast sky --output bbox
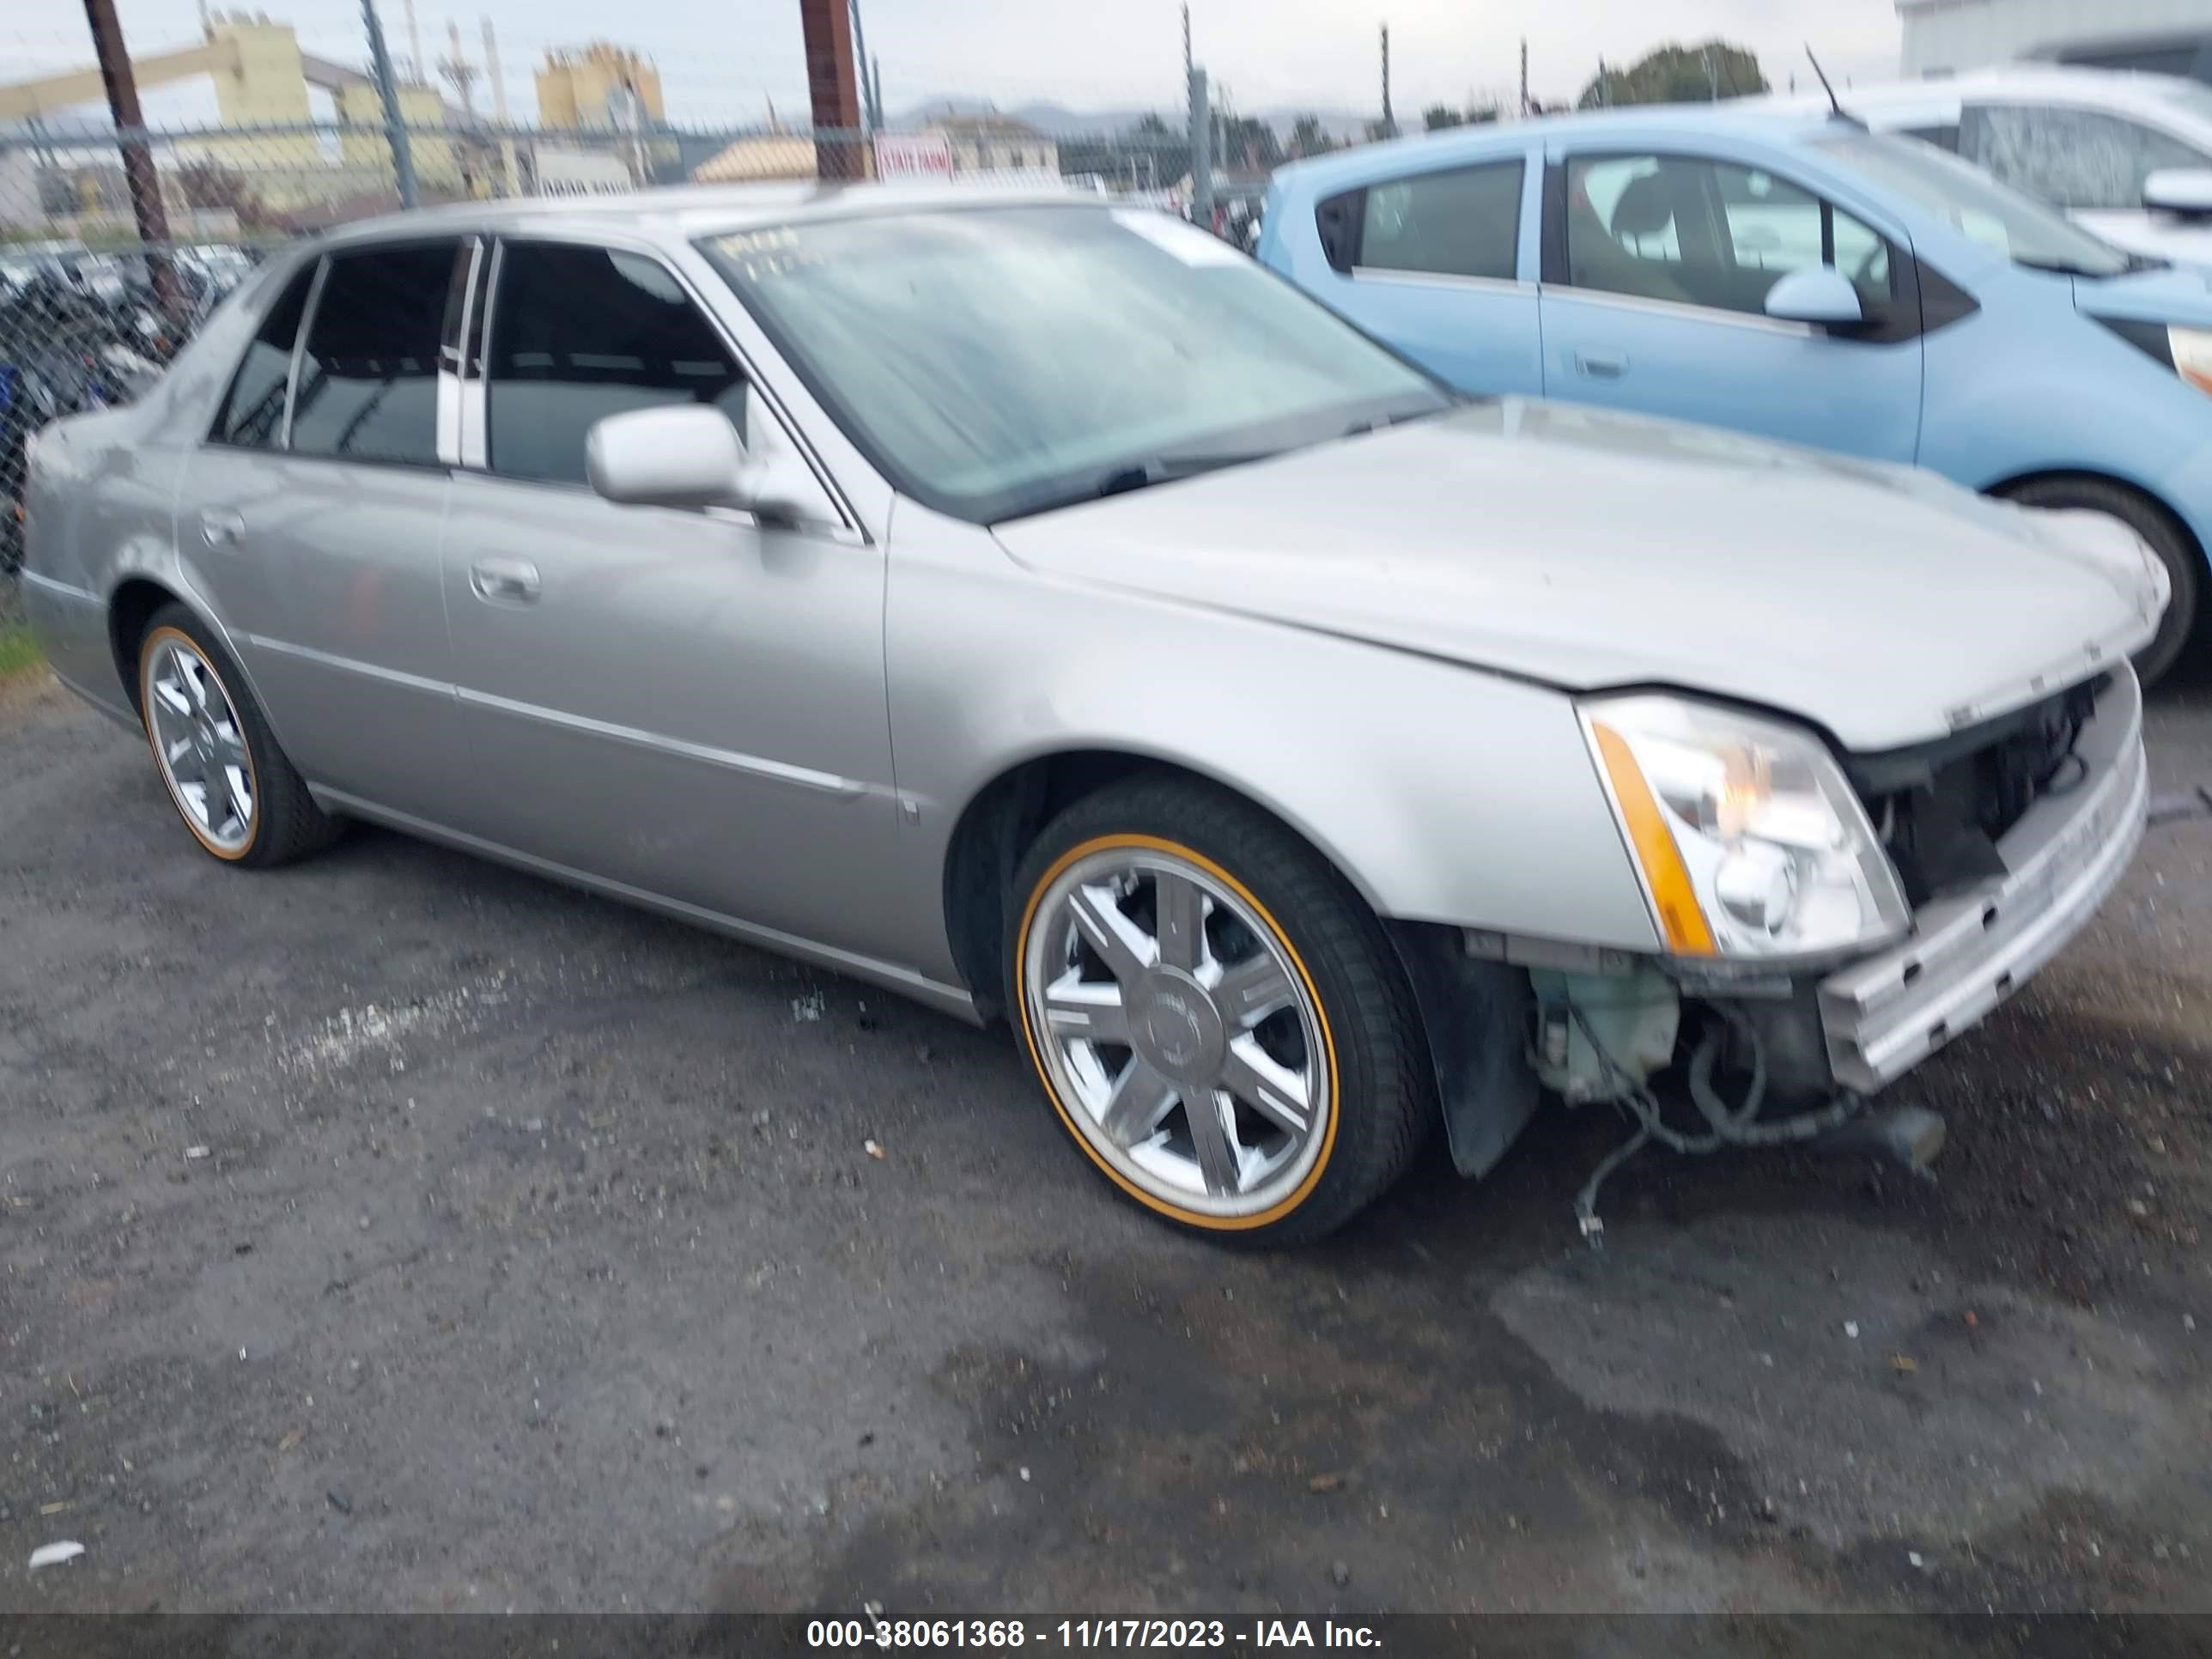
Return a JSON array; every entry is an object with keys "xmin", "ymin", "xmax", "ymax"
[{"xmin": 8, "ymin": 0, "xmax": 1904, "ymax": 126}]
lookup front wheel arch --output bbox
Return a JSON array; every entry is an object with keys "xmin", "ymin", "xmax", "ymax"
[{"xmin": 943, "ymin": 750, "xmax": 1380, "ymax": 1024}]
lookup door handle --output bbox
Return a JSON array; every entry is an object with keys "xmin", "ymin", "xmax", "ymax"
[
  {"xmin": 470, "ymin": 557, "xmax": 540, "ymax": 605},
  {"xmin": 1575, "ymin": 350, "xmax": 1628, "ymax": 380},
  {"xmin": 200, "ymin": 509, "xmax": 245, "ymax": 547}
]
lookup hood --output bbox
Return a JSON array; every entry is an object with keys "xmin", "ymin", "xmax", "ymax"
[
  {"xmin": 992, "ymin": 401, "xmax": 2164, "ymax": 751},
  {"xmin": 2075, "ymin": 263, "xmax": 2212, "ymax": 327}
]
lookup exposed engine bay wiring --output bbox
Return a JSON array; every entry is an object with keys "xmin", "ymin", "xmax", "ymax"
[{"xmin": 1567, "ymin": 999, "xmax": 1867, "ymax": 1249}]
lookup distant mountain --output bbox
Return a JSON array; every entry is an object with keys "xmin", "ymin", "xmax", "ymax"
[{"xmin": 890, "ymin": 99, "xmax": 1372, "ymax": 143}]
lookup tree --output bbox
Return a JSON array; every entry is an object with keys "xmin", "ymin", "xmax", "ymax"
[
  {"xmin": 1218, "ymin": 113, "xmax": 1281, "ymax": 169},
  {"xmin": 1423, "ymin": 104, "xmax": 1464, "ymax": 131},
  {"xmin": 1577, "ymin": 41, "xmax": 1766, "ymax": 110},
  {"xmin": 1129, "ymin": 112, "xmax": 1175, "ymax": 138},
  {"xmin": 1288, "ymin": 113, "xmax": 1334, "ymax": 156}
]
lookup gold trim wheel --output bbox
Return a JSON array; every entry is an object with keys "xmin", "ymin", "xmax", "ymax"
[{"xmin": 142, "ymin": 626, "xmax": 257, "ymax": 857}]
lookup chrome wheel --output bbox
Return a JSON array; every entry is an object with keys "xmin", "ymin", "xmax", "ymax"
[
  {"xmin": 144, "ymin": 633, "xmax": 255, "ymax": 854},
  {"xmin": 1023, "ymin": 844, "xmax": 1332, "ymax": 1221}
]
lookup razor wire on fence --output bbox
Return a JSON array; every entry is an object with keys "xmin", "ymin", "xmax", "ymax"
[{"xmin": 0, "ymin": 111, "xmax": 1243, "ymax": 567}]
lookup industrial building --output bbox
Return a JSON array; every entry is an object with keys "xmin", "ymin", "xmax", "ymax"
[{"xmin": 1899, "ymin": 0, "xmax": 2212, "ymax": 79}]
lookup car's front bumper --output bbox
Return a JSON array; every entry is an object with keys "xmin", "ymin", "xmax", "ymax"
[{"xmin": 1817, "ymin": 665, "xmax": 2147, "ymax": 1093}]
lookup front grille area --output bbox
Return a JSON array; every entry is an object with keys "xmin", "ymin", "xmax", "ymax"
[{"xmin": 1846, "ymin": 676, "xmax": 2108, "ymax": 908}]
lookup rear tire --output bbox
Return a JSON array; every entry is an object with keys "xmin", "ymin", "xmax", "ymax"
[
  {"xmin": 1007, "ymin": 775, "xmax": 1434, "ymax": 1247},
  {"xmin": 2002, "ymin": 477, "xmax": 2201, "ymax": 689},
  {"xmin": 135, "ymin": 602, "xmax": 338, "ymax": 867}
]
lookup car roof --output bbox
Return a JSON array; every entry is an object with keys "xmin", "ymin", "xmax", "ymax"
[
  {"xmin": 309, "ymin": 179, "xmax": 1107, "ymax": 252},
  {"xmin": 1270, "ymin": 105, "xmax": 1851, "ymax": 192},
  {"xmin": 1747, "ymin": 65, "xmax": 2207, "ymax": 118}
]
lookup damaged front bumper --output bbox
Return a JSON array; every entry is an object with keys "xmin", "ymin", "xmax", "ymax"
[
  {"xmin": 1518, "ymin": 664, "xmax": 2148, "ymax": 1109},
  {"xmin": 1818, "ymin": 665, "xmax": 2146, "ymax": 1092}
]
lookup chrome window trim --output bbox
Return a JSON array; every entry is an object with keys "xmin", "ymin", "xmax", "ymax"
[
  {"xmin": 459, "ymin": 238, "xmax": 499, "ymax": 470},
  {"xmin": 1534, "ymin": 283, "xmax": 1817, "ymax": 337},
  {"xmin": 435, "ymin": 236, "xmax": 483, "ymax": 468},
  {"xmin": 1350, "ymin": 268, "xmax": 1534, "ymax": 295},
  {"xmin": 471, "ymin": 228, "xmax": 860, "ymax": 538},
  {"xmin": 277, "ymin": 253, "xmax": 330, "ymax": 452}
]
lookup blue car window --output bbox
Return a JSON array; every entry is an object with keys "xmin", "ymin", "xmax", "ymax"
[
  {"xmin": 1355, "ymin": 161, "xmax": 1523, "ymax": 281},
  {"xmin": 1565, "ymin": 154, "xmax": 1893, "ymax": 318}
]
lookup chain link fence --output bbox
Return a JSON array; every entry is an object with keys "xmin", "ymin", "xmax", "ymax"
[{"xmin": 2, "ymin": 111, "xmax": 1226, "ymax": 570}]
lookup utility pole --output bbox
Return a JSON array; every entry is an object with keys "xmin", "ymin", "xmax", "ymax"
[
  {"xmin": 483, "ymin": 19, "xmax": 520, "ymax": 197},
  {"xmin": 848, "ymin": 0, "xmax": 875, "ymax": 131},
  {"xmin": 362, "ymin": 0, "xmax": 419, "ymax": 208},
  {"xmin": 871, "ymin": 57, "xmax": 884, "ymax": 132},
  {"xmin": 798, "ymin": 0, "xmax": 866, "ymax": 179},
  {"xmin": 82, "ymin": 0, "xmax": 181, "ymax": 318},
  {"xmin": 1379, "ymin": 24, "xmax": 1395, "ymax": 138},
  {"xmin": 1519, "ymin": 38, "xmax": 1529, "ymax": 118},
  {"xmin": 1188, "ymin": 64, "xmax": 1212, "ymax": 228},
  {"xmin": 1182, "ymin": 2, "xmax": 1194, "ymax": 161},
  {"xmin": 441, "ymin": 19, "xmax": 477, "ymax": 117},
  {"xmin": 1704, "ymin": 46, "xmax": 1718, "ymax": 101}
]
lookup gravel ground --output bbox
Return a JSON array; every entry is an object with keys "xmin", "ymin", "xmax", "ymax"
[{"xmin": 2, "ymin": 625, "xmax": 2208, "ymax": 1635}]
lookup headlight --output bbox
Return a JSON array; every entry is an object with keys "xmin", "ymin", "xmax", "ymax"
[
  {"xmin": 1580, "ymin": 695, "xmax": 1911, "ymax": 961},
  {"xmin": 2173, "ymin": 325, "xmax": 2212, "ymax": 396}
]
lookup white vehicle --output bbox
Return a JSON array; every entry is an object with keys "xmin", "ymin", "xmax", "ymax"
[{"xmin": 1758, "ymin": 69, "xmax": 2212, "ymax": 269}]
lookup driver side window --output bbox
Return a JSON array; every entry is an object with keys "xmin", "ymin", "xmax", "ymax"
[
  {"xmin": 1563, "ymin": 154, "xmax": 1894, "ymax": 318},
  {"xmin": 484, "ymin": 240, "xmax": 748, "ymax": 487}
]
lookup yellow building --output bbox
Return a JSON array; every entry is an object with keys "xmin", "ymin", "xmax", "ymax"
[
  {"xmin": 337, "ymin": 82, "xmax": 465, "ymax": 193},
  {"xmin": 203, "ymin": 15, "xmax": 323, "ymax": 179},
  {"xmin": 537, "ymin": 43, "xmax": 665, "ymax": 130}
]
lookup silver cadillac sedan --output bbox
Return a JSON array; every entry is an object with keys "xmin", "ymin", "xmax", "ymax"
[{"xmin": 18, "ymin": 185, "xmax": 2166, "ymax": 1244}]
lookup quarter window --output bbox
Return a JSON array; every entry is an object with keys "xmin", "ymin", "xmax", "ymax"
[
  {"xmin": 1564, "ymin": 155, "xmax": 1894, "ymax": 317},
  {"xmin": 287, "ymin": 243, "xmax": 460, "ymax": 465},
  {"xmin": 484, "ymin": 242, "xmax": 747, "ymax": 486},
  {"xmin": 1962, "ymin": 104, "xmax": 2212, "ymax": 210},
  {"xmin": 209, "ymin": 262, "xmax": 313, "ymax": 448},
  {"xmin": 1350, "ymin": 161, "xmax": 1523, "ymax": 281}
]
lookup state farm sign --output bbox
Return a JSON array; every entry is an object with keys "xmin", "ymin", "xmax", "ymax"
[{"xmin": 873, "ymin": 132, "xmax": 955, "ymax": 183}]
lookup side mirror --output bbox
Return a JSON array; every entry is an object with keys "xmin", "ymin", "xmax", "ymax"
[
  {"xmin": 2143, "ymin": 168, "xmax": 2212, "ymax": 221},
  {"xmin": 1764, "ymin": 265, "xmax": 1864, "ymax": 331},
  {"xmin": 585, "ymin": 404, "xmax": 834, "ymax": 526}
]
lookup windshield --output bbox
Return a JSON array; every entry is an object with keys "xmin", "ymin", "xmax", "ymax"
[
  {"xmin": 1814, "ymin": 130, "xmax": 2135, "ymax": 277},
  {"xmin": 703, "ymin": 204, "xmax": 1450, "ymax": 523}
]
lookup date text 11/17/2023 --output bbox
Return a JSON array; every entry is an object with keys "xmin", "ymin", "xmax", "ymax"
[{"xmin": 805, "ymin": 1619, "xmax": 1385, "ymax": 1649}]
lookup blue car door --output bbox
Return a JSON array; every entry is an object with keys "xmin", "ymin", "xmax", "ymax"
[
  {"xmin": 1536, "ymin": 147, "xmax": 1923, "ymax": 461},
  {"xmin": 1303, "ymin": 149, "xmax": 1545, "ymax": 397}
]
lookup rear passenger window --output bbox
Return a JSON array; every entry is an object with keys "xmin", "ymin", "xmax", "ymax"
[
  {"xmin": 1351, "ymin": 161, "xmax": 1523, "ymax": 281},
  {"xmin": 288, "ymin": 243, "xmax": 459, "ymax": 465},
  {"xmin": 484, "ymin": 242, "xmax": 746, "ymax": 486},
  {"xmin": 209, "ymin": 263, "xmax": 313, "ymax": 448}
]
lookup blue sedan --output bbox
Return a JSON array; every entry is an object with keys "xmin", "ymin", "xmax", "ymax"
[{"xmin": 1259, "ymin": 107, "xmax": 2212, "ymax": 683}]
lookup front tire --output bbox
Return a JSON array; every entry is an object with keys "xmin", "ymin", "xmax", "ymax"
[
  {"xmin": 136, "ymin": 604, "xmax": 337, "ymax": 867},
  {"xmin": 2002, "ymin": 477, "xmax": 2201, "ymax": 689},
  {"xmin": 1007, "ymin": 775, "xmax": 1433, "ymax": 1247}
]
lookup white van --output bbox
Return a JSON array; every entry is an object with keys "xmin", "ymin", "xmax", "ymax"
[{"xmin": 1759, "ymin": 69, "xmax": 2212, "ymax": 270}]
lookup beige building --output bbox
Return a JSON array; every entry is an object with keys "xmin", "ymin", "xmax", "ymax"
[
  {"xmin": 538, "ymin": 44, "xmax": 665, "ymax": 130},
  {"xmin": 691, "ymin": 133, "xmax": 821, "ymax": 184},
  {"xmin": 932, "ymin": 113, "xmax": 1059, "ymax": 176}
]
